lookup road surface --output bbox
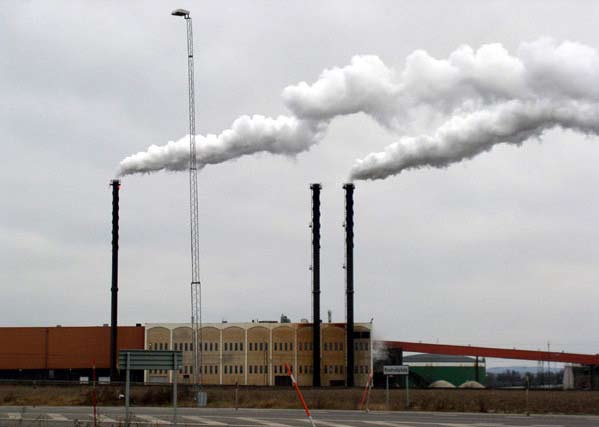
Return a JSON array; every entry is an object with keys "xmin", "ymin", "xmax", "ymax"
[{"xmin": 0, "ymin": 407, "xmax": 596, "ymax": 427}]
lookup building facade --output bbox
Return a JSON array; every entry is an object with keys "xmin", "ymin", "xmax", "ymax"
[{"xmin": 145, "ymin": 321, "xmax": 373, "ymax": 386}]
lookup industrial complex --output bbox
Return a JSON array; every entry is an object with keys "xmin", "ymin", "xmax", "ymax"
[
  {"xmin": 3, "ymin": 9, "xmax": 599, "ymax": 398},
  {"xmin": 2, "ymin": 167, "xmax": 599, "ymax": 390},
  {"xmin": 1, "ymin": 164, "xmax": 598, "ymax": 391},
  {"xmin": 0, "ymin": 322, "xmax": 372, "ymax": 387},
  {"xmin": 2, "ymin": 322, "xmax": 599, "ymax": 389}
]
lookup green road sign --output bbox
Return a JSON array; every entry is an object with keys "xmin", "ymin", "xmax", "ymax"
[{"xmin": 118, "ymin": 350, "xmax": 182, "ymax": 370}]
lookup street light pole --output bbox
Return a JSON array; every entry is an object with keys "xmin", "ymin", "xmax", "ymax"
[{"xmin": 171, "ymin": 8, "xmax": 203, "ymax": 397}]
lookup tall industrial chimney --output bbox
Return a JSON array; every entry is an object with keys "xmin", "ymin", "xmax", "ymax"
[
  {"xmin": 109, "ymin": 179, "xmax": 120, "ymax": 381},
  {"xmin": 343, "ymin": 183, "xmax": 355, "ymax": 387},
  {"xmin": 310, "ymin": 183, "xmax": 322, "ymax": 387}
]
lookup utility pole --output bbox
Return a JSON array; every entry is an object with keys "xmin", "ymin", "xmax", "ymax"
[{"xmin": 171, "ymin": 8, "xmax": 203, "ymax": 394}]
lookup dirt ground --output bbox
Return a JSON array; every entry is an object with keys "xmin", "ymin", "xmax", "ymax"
[{"xmin": 1, "ymin": 384, "xmax": 598, "ymax": 415}]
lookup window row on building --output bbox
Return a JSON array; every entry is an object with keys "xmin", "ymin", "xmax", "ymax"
[
  {"xmin": 322, "ymin": 341, "xmax": 368, "ymax": 352},
  {"xmin": 173, "ymin": 342, "xmax": 192, "ymax": 351},
  {"xmin": 177, "ymin": 365, "xmax": 193, "ymax": 375},
  {"xmin": 324, "ymin": 365, "xmax": 344, "ymax": 374},
  {"xmin": 150, "ymin": 342, "xmax": 170, "ymax": 351},
  {"xmin": 324, "ymin": 342, "xmax": 343, "ymax": 352},
  {"xmin": 223, "ymin": 365, "xmax": 244, "ymax": 375},
  {"xmin": 152, "ymin": 340, "xmax": 367, "ymax": 354},
  {"xmin": 200, "ymin": 365, "xmax": 218, "ymax": 374},
  {"xmin": 273, "ymin": 365, "xmax": 314, "ymax": 375},
  {"xmin": 152, "ymin": 366, "xmax": 221, "ymax": 375},
  {"xmin": 274, "ymin": 365, "xmax": 312, "ymax": 374},
  {"xmin": 150, "ymin": 364, "xmax": 367, "ymax": 377},
  {"xmin": 354, "ymin": 365, "xmax": 370, "ymax": 374},
  {"xmin": 249, "ymin": 342, "xmax": 320, "ymax": 352},
  {"xmin": 298, "ymin": 342, "xmax": 313, "ymax": 351},
  {"xmin": 273, "ymin": 342, "xmax": 293, "ymax": 351},
  {"xmin": 223, "ymin": 342, "xmax": 243, "ymax": 352},
  {"xmin": 248, "ymin": 365, "xmax": 268, "ymax": 374},
  {"xmin": 248, "ymin": 342, "xmax": 268, "ymax": 351},
  {"xmin": 355, "ymin": 341, "xmax": 369, "ymax": 351},
  {"xmin": 201, "ymin": 342, "xmax": 218, "ymax": 351}
]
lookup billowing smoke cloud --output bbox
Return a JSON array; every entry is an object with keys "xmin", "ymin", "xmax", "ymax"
[
  {"xmin": 350, "ymin": 39, "xmax": 599, "ymax": 180},
  {"xmin": 118, "ymin": 115, "xmax": 326, "ymax": 175},
  {"xmin": 118, "ymin": 38, "xmax": 599, "ymax": 179},
  {"xmin": 352, "ymin": 100, "xmax": 599, "ymax": 180}
]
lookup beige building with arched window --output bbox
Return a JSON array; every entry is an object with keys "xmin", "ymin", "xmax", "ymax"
[{"xmin": 144, "ymin": 321, "xmax": 372, "ymax": 386}]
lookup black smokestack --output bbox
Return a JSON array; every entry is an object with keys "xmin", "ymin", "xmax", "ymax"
[
  {"xmin": 310, "ymin": 183, "xmax": 322, "ymax": 387},
  {"xmin": 343, "ymin": 183, "xmax": 355, "ymax": 387},
  {"xmin": 109, "ymin": 179, "xmax": 120, "ymax": 381}
]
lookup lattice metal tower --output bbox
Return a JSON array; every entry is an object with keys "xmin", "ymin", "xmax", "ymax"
[{"xmin": 172, "ymin": 8, "xmax": 202, "ymax": 388}]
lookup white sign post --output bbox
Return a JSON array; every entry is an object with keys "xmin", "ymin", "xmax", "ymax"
[{"xmin": 383, "ymin": 365, "xmax": 409, "ymax": 410}]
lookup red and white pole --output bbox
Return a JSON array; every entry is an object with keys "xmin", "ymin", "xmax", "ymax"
[
  {"xmin": 360, "ymin": 371, "xmax": 374, "ymax": 411},
  {"xmin": 285, "ymin": 363, "xmax": 315, "ymax": 427}
]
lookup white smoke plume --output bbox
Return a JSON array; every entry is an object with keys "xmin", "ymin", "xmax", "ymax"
[
  {"xmin": 118, "ymin": 115, "xmax": 326, "ymax": 175},
  {"xmin": 351, "ymin": 100, "xmax": 599, "ymax": 180},
  {"xmin": 118, "ymin": 38, "xmax": 599, "ymax": 179}
]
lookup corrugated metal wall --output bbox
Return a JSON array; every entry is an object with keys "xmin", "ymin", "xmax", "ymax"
[{"xmin": 0, "ymin": 326, "xmax": 144, "ymax": 370}]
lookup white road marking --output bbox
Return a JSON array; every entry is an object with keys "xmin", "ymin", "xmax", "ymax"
[
  {"xmin": 7, "ymin": 413, "xmax": 22, "ymax": 420},
  {"xmin": 237, "ymin": 416, "xmax": 295, "ymax": 427},
  {"xmin": 476, "ymin": 423, "xmax": 557, "ymax": 427},
  {"xmin": 182, "ymin": 415, "xmax": 228, "ymax": 425},
  {"xmin": 136, "ymin": 414, "xmax": 171, "ymax": 424},
  {"xmin": 363, "ymin": 421, "xmax": 418, "ymax": 427},
  {"xmin": 48, "ymin": 413, "xmax": 70, "ymax": 421},
  {"xmin": 304, "ymin": 419, "xmax": 360, "ymax": 427},
  {"xmin": 442, "ymin": 424, "xmax": 485, "ymax": 427},
  {"xmin": 364, "ymin": 421, "xmax": 430, "ymax": 427},
  {"xmin": 366, "ymin": 422, "xmax": 476, "ymax": 427},
  {"xmin": 97, "ymin": 414, "xmax": 119, "ymax": 423}
]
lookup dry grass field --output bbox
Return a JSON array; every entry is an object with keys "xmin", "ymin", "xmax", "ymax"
[{"xmin": 1, "ymin": 384, "xmax": 599, "ymax": 415}]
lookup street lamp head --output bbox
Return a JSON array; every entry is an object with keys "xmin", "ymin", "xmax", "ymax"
[{"xmin": 171, "ymin": 9, "xmax": 190, "ymax": 17}]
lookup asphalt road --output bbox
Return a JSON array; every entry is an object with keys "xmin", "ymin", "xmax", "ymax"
[{"xmin": 0, "ymin": 407, "xmax": 597, "ymax": 427}]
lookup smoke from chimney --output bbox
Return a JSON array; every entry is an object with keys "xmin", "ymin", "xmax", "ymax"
[
  {"xmin": 118, "ymin": 39, "xmax": 599, "ymax": 180},
  {"xmin": 118, "ymin": 116, "xmax": 326, "ymax": 176}
]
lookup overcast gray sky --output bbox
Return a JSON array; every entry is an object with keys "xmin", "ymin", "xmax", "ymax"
[{"xmin": 3, "ymin": 1, "xmax": 599, "ymax": 365}]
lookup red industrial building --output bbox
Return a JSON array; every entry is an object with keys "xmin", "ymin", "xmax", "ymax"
[{"xmin": 0, "ymin": 325, "xmax": 144, "ymax": 381}]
